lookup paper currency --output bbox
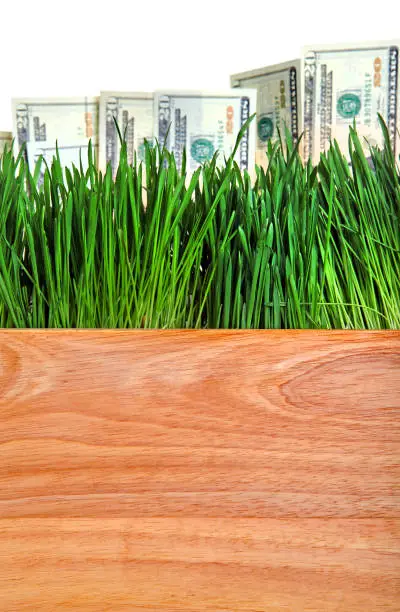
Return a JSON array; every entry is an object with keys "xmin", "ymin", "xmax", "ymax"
[
  {"xmin": 26, "ymin": 140, "xmax": 95, "ymax": 172},
  {"xmin": 231, "ymin": 60, "xmax": 301, "ymax": 166},
  {"xmin": 302, "ymin": 41, "xmax": 400, "ymax": 164},
  {"xmin": 154, "ymin": 90, "xmax": 257, "ymax": 173},
  {"xmin": 98, "ymin": 92, "xmax": 154, "ymax": 175},
  {"xmin": 11, "ymin": 97, "xmax": 99, "ymax": 171},
  {"xmin": 0, "ymin": 131, "xmax": 12, "ymax": 155}
]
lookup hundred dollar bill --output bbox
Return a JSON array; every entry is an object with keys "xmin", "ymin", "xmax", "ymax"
[
  {"xmin": 154, "ymin": 90, "xmax": 257, "ymax": 174},
  {"xmin": 11, "ymin": 97, "xmax": 99, "ymax": 171},
  {"xmin": 302, "ymin": 41, "xmax": 400, "ymax": 164},
  {"xmin": 231, "ymin": 60, "xmax": 301, "ymax": 166},
  {"xmin": 98, "ymin": 91, "xmax": 154, "ymax": 175},
  {"xmin": 0, "ymin": 131, "xmax": 12, "ymax": 155}
]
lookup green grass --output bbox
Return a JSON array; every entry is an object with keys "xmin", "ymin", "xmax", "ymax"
[{"xmin": 0, "ymin": 116, "xmax": 399, "ymax": 329}]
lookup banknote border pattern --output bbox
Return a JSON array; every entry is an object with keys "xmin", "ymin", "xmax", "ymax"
[
  {"xmin": 387, "ymin": 46, "xmax": 399, "ymax": 155},
  {"xmin": 289, "ymin": 67, "xmax": 299, "ymax": 142},
  {"xmin": 303, "ymin": 54, "xmax": 316, "ymax": 160},
  {"xmin": 239, "ymin": 96, "xmax": 250, "ymax": 170}
]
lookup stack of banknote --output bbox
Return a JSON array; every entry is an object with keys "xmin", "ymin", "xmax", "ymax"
[
  {"xmin": 232, "ymin": 40, "xmax": 399, "ymax": 165},
  {"xmin": 10, "ymin": 90, "xmax": 257, "ymax": 177},
  {"xmin": 5, "ymin": 40, "xmax": 399, "ymax": 173}
]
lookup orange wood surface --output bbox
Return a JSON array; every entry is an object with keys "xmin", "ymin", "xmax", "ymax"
[{"xmin": 0, "ymin": 330, "xmax": 399, "ymax": 611}]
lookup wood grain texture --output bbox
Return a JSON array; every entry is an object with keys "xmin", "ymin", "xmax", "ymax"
[{"xmin": 0, "ymin": 330, "xmax": 399, "ymax": 611}]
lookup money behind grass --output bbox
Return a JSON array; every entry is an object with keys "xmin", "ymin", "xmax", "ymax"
[
  {"xmin": 98, "ymin": 92, "xmax": 154, "ymax": 176},
  {"xmin": 154, "ymin": 89, "xmax": 257, "ymax": 176},
  {"xmin": 11, "ymin": 97, "xmax": 99, "ymax": 171},
  {"xmin": 302, "ymin": 40, "xmax": 400, "ymax": 164},
  {"xmin": 231, "ymin": 60, "xmax": 301, "ymax": 168}
]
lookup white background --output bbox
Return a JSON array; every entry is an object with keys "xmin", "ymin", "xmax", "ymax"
[{"xmin": 1, "ymin": 0, "xmax": 399, "ymax": 130}]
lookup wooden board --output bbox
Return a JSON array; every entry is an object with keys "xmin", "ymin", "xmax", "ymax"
[{"xmin": 0, "ymin": 330, "xmax": 399, "ymax": 610}]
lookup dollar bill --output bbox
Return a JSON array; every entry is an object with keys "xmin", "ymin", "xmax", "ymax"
[
  {"xmin": 154, "ymin": 90, "xmax": 257, "ymax": 174},
  {"xmin": 26, "ymin": 140, "xmax": 98, "ymax": 185},
  {"xmin": 302, "ymin": 41, "xmax": 400, "ymax": 164},
  {"xmin": 231, "ymin": 60, "xmax": 301, "ymax": 167},
  {"xmin": 0, "ymin": 131, "xmax": 12, "ymax": 155},
  {"xmin": 11, "ymin": 97, "xmax": 99, "ymax": 171},
  {"xmin": 98, "ymin": 91, "xmax": 154, "ymax": 175}
]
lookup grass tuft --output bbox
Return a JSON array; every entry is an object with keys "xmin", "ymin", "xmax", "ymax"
[{"xmin": 0, "ymin": 117, "xmax": 399, "ymax": 328}]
